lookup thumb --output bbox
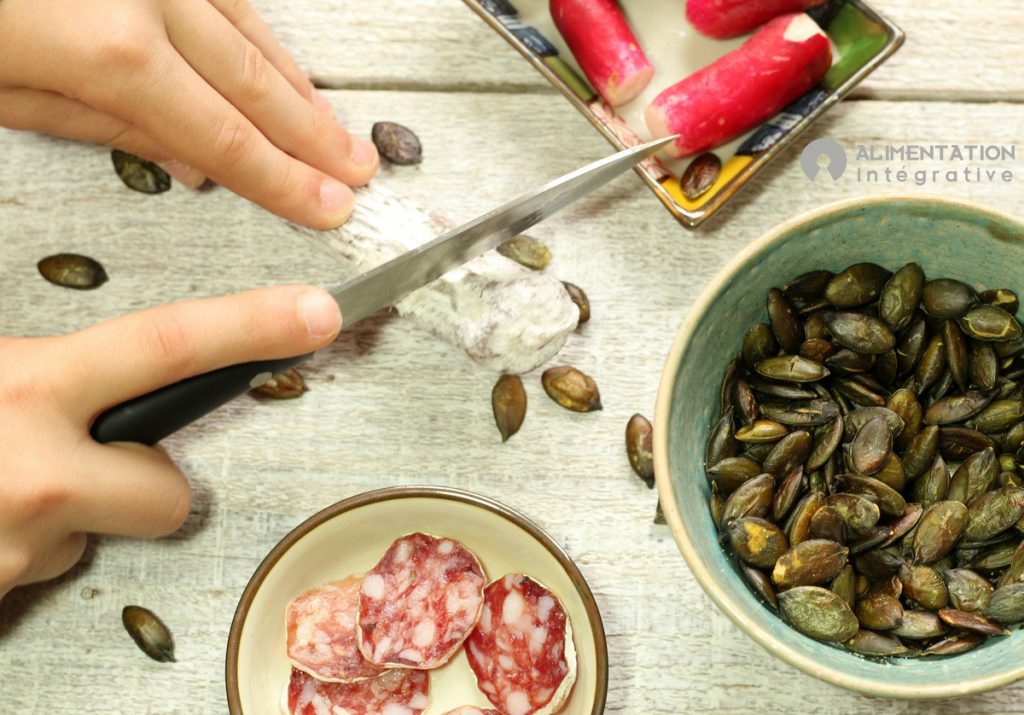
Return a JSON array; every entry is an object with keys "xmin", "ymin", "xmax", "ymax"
[{"xmin": 55, "ymin": 285, "xmax": 340, "ymax": 415}]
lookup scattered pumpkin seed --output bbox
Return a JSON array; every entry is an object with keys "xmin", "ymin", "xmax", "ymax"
[
  {"xmin": 680, "ymin": 152, "xmax": 721, "ymax": 200},
  {"xmin": 497, "ymin": 235, "xmax": 551, "ymax": 271},
  {"xmin": 38, "ymin": 253, "xmax": 109, "ymax": 290},
  {"xmin": 541, "ymin": 366, "xmax": 601, "ymax": 412},
  {"xmin": 492, "ymin": 374, "xmax": 526, "ymax": 443},
  {"xmin": 371, "ymin": 121, "xmax": 422, "ymax": 164},
  {"xmin": 251, "ymin": 368, "xmax": 307, "ymax": 399},
  {"xmin": 625, "ymin": 414, "xmax": 654, "ymax": 488},
  {"xmin": 122, "ymin": 605, "xmax": 175, "ymax": 662},
  {"xmin": 112, "ymin": 150, "xmax": 171, "ymax": 193}
]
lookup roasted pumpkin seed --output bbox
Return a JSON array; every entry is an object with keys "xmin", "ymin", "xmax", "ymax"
[
  {"xmin": 112, "ymin": 150, "xmax": 171, "ymax": 193},
  {"xmin": 960, "ymin": 305, "xmax": 1023, "ymax": 342},
  {"xmin": 122, "ymin": 605, "xmax": 175, "ymax": 662},
  {"xmin": 624, "ymin": 413, "xmax": 653, "ymax": 486},
  {"xmin": 778, "ymin": 586, "xmax": 859, "ymax": 642},
  {"xmin": 541, "ymin": 366, "xmax": 601, "ymax": 412},
  {"xmin": 371, "ymin": 121, "xmax": 422, "ymax": 164},
  {"xmin": 562, "ymin": 282, "xmax": 590, "ymax": 323},
  {"xmin": 37, "ymin": 253, "xmax": 108, "ymax": 290},
  {"xmin": 497, "ymin": 235, "xmax": 551, "ymax": 271},
  {"xmin": 251, "ymin": 368, "xmax": 307, "ymax": 399}
]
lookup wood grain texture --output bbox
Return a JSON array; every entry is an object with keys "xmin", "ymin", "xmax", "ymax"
[
  {"xmin": 250, "ymin": 0, "xmax": 1024, "ymax": 101},
  {"xmin": 1, "ymin": 85, "xmax": 1024, "ymax": 712}
]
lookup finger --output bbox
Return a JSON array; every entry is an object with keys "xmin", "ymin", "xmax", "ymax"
[
  {"xmin": 70, "ymin": 442, "xmax": 191, "ymax": 538},
  {"xmin": 56, "ymin": 285, "xmax": 340, "ymax": 413},
  {"xmin": 206, "ymin": 0, "xmax": 318, "ymax": 103},
  {"xmin": 0, "ymin": 88, "xmax": 207, "ymax": 188},
  {"xmin": 165, "ymin": 0, "xmax": 377, "ymax": 188},
  {"xmin": 103, "ymin": 48, "xmax": 355, "ymax": 229},
  {"xmin": 17, "ymin": 533, "xmax": 88, "ymax": 587}
]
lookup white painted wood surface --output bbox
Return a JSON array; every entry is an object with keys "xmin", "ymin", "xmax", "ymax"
[{"xmin": 1, "ymin": 2, "xmax": 1024, "ymax": 713}]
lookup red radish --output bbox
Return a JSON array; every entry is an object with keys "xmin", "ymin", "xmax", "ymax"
[
  {"xmin": 686, "ymin": 0, "xmax": 827, "ymax": 39},
  {"xmin": 645, "ymin": 13, "xmax": 831, "ymax": 158},
  {"xmin": 551, "ymin": 0, "xmax": 654, "ymax": 107}
]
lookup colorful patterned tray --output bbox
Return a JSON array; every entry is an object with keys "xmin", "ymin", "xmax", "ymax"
[{"xmin": 463, "ymin": 0, "xmax": 904, "ymax": 229}]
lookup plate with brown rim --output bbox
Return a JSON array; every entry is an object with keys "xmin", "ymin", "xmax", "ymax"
[{"xmin": 225, "ymin": 486, "xmax": 607, "ymax": 714}]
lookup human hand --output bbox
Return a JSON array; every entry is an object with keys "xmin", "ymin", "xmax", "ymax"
[
  {"xmin": 0, "ymin": 0, "xmax": 378, "ymax": 229},
  {"xmin": 0, "ymin": 285, "xmax": 341, "ymax": 600}
]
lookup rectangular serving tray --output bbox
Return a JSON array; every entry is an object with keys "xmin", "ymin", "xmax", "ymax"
[{"xmin": 463, "ymin": 0, "xmax": 904, "ymax": 229}]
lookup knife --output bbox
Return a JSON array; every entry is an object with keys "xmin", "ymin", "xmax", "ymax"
[{"xmin": 90, "ymin": 135, "xmax": 676, "ymax": 445}]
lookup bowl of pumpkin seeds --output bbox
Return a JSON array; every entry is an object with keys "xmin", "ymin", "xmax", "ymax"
[{"xmin": 654, "ymin": 195, "xmax": 1024, "ymax": 698}]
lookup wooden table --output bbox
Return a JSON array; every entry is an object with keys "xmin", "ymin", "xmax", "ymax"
[{"xmin": 2, "ymin": 2, "xmax": 1023, "ymax": 712}]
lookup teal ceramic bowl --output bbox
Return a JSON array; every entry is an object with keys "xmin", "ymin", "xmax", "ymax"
[{"xmin": 654, "ymin": 195, "xmax": 1024, "ymax": 699}]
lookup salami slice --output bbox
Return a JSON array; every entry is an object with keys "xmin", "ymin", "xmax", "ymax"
[
  {"xmin": 286, "ymin": 667, "xmax": 429, "ymax": 715},
  {"xmin": 441, "ymin": 708, "xmax": 502, "ymax": 715},
  {"xmin": 465, "ymin": 574, "xmax": 577, "ymax": 715},
  {"xmin": 285, "ymin": 576, "xmax": 385, "ymax": 683},
  {"xmin": 358, "ymin": 533, "xmax": 486, "ymax": 669}
]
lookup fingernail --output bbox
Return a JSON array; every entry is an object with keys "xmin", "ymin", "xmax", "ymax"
[
  {"xmin": 319, "ymin": 178, "xmax": 354, "ymax": 221},
  {"xmin": 311, "ymin": 89, "xmax": 335, "ymax": 116},
  {"xmin": 299, "ymin": 289, "xmax": 341, "ymax": 339},
  {"xmin": 349, "ymin": 136, "xmax": 378, "ymax": 167},
  {"xmin": 158, "ymin": 160, "xmax": 205, "ymax": 189}
]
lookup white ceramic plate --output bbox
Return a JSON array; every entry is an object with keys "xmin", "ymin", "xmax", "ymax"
[{"xmin": 226, "ymin": 486, "xmax": 607, "ymax": 714}]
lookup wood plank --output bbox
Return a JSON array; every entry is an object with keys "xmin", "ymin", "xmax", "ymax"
[
  {"xmin": 251, "ymin": 0, "xmax": 1024, "ymax": 101},
  {"xmin": 1, "ymin": 91, "xmax": 1023, "ymax": 713}
]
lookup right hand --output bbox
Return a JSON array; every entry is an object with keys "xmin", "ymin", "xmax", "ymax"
[{"xmin": 0, "ymin": 0, "xmax": 379, "ymax": 229}]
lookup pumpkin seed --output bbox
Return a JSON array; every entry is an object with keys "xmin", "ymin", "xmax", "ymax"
[
  {"xmin": 722, "ymin": 474, "xmax": 775, "ymax": 526},
  {"xmin": 984, "ymin": 582, "xmax": 1024, "ymax": 624},
  {"xmin": 980, "ymin": 288, "xmax": 1020, "ymax": 315},
  {"xmin": 562, "ymin": 282, "xmax": 590, "ymax": 323},
  {"xmin": 825, "ymin": 263, "xmax": 891, "ymax": 308},
  {"xmin": 937, "ymin": 608, "xmax": 1010, "ymax": 636},
  {"xmin": 785, "ymin": 270, "xmax": 834, "ymax": 302},
  {"xmin": 624, "ymin": 413, "xmax": 653, "ymax": 487},
  {"xmin": 541, "ymin": 366, "xmax": 601, "ymax": 412},
  {"xmin": 122, "ymin": 605, "xmax": 175, "ymax": 662},
  {"xmin": 740, "ymin": 563, "xmax": 778, "ymax": 609},
  {"xmin": 756, "ymin": 355, "xmax": 829, "ymax": 383},
  {"xmin": 913, "ymin": 455, "xmax": 950, "ymax": 509},
  {"xmin": 922, "ymin": 632, "xmax": 984, "ymax": 656},
  {"xmin": 902, "ymin": 564, "xmax": 949, "ymax": 610},
  {"xmin": 497, "ymin": 235, "xmax": 551, "ymax": 271},
  {"xmin": 705, "ymin": 408, "xmax": 739, "ymax": 467},
  {"xmin": 822, "ymin": 312, "xmax": 896, "ymax": 355},
  {"xmin": 845, "ymin": 629, "xmax": 909, "ymax": 656},
  {"xmin": 766, "ymin": 288, "xmax": 802, "ymax": 354},
  {"xmin": 680, "ymin": 152, "xmax": 721, "ymax": 200},
  {"xmin": 37, "ymin": 253, "xmax": 108, "ymax": 290},
  {"xmin": 762, "ymin": 430, "xmax": 813, "ymax": 479},
  {"xmin": 778, "ymin": 586, "xmax": 860, "ymax": 642},
  {"xmin": 761, "ymin": 398, "xmax": 840, "ymax": 427},
  {"xmin": 371, "ymin": 121, "xmax": 422, "ymax": 164},
  {"xmin": 807, "ymin": 416, "xmax": 844, "ymax": 471},
  {"xmin": 809, "ymin": 506, "xmax": 848, "ymax": 544},
  {"xmin": 735, "ymin": 419, "xmax": 789, "ymax": 444},
  {"xmin": 897, "ymin": 318, "xmax": 928, "ymax": 376},
  {"xmin": 970, "ymin": 399, "xmax": 1024, "ymax": 434},
  {"xmin": 963, "ymin": 487, "xmax": 1024, "ymax": 542},
  {"xmin": 785, "ymin": 492, "xmax": 827, "ymax": 546},
  {"xmin": 915, "ymin": 335, "xmax": 947, "ymax": 394},
  {"xmin": 921, "ymin": 278, "xmax": 977, "ymax": 318},
  {"xmin": 855, "ymin": 591, "xmax": 904, "ymax": 630},
  {"xmin": 251, "ymin": 368, "xmax": 307, "ymax": 399},
  {"xmin": 850, "ymin": 417, "xmax": 893, "ymax": 476},
  {"xmin": 960, "ymin": 305, "xmax": 1023, "ymax": 342},
  {"xmin": 844, "ymin": 407, "xmax": 905, "ymax": 440},
  {"xmin": 836, "ymin": 474, "xmax": 906, "ymax": 517},
  {"xmin": 969, "ymin": 342, "xmax": 1000, "ymax": 391},
  {"xmin": 825, "ymin": 493, "xmax": 881, "ymax": 537},
  {"xmin": 878, "ymin": 263, "xmax": 924, "ymax": 332},
  {"xmin": 947, "ymin": 448, "xmax": 998, "ymax": 504},
  {"xmin": 943, "ymin": 321, "xmax": 969, "ymax": 393},
  {"xmin": 946, "ymin": 568, "xmax": 996, "ymax": 612},
  {"xmin": 893, "ymin": 610, "xmax": 946, "ymax": 639},
  {"xmin": 726, "ymin": 517, "xmax": 789, "ymax": 569},
  {"xmin": 707, "ymin": 457, "xmax": 763, "ymax": 494},
  {"xmin": 912, "ymin": 501, "xmax": 969, "ymax": 564},
  {"xmin": 772, "ymin": 466, "xmax": 807, "ymax": 522},
  {"xmin": 924, "ymin": 391, "xmax": 996, "ymax": 426},
  {"xmin": 772, "ymin": 539, "xmax": 848, "ymax": 590},
  {"xmin": 830, "ymin": 564, "xmax": 857, "ymax": 606},
  {"xmin": 111, "ymin": 150, "xmax": 171, "ymax": 193}
]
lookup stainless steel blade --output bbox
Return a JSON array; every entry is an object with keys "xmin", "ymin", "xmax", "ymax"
[{"xmin": 328, "ymin": 135, "xmax": 677, "ymax": 326}]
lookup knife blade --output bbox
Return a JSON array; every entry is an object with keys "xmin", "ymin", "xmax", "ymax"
[{"xmin": 90, "ymin": 135, "xmax": 676, "ymax": 445}]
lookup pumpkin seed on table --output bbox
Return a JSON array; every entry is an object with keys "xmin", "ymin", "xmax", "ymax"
[
  {"xmin": 562, "ymin": 282, "xmax": 590, "ymax": 323},
  {"xmin": 251, "ymin": 368, "xmax": 307, "ymax": 399},
  {"xmin": 680, "ymin": 152, "xmax": 721, "ymax": 200},
  {"xmin": 541, "ymin": 366, "xmax": 601, "ymax": 412},
  {"xmin": 38, "ymin": 253, "xmax": 108, "ymax": 290},
  {"xmin": 625, "ymin": 414, "xmax": 654, "ymax": 488},
  {"xmin": 122, "ymin": 605, "xmax": 175, "ymax": 662},
  {"xmin": 497, "ymin": 235, "xmax": 551, "ymax": 271},
  {"xmin": 492, "ymin": 374, "xmax": 526, "ymax": 442},
  {"xmin": 371, "ymin": 121, "xmax": 422, "ymax": 165},
  {"xmin": 112, "ymin": 150, "xmax": 171, "ymax": 193},
  {"xmin": 707, "ymin": 261, "xmax": 1024, "ymax": 656}
]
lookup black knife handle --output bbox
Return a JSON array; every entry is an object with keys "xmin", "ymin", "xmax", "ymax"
[{"xmin": 90, "ymin": 353, "xmax": 314, "ymax": 445}]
